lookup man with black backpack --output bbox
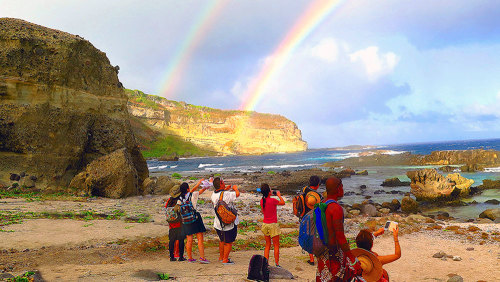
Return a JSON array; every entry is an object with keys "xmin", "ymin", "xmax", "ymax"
[
  {"xmin": 294, "ymin": 175, "xmax": 322, "ymax": 265},
  {"xmin": 211, "ymin": 177, "xmax": 240, "ymax": 265}
]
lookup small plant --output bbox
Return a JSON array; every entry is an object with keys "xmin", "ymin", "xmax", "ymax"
[
  {"xmin": 189, "ymin": 176, "xmax": 198, "ymax": 180},
  {"xmin": 267, "ymin": 171, "xmax": 276, "ymax": 175},
  {"xmin": 171, "ymin": 173, "xmax": 182, "ymax": 179},
  {"xmin": 158, "ymin": 273, "xmax": 170, "ymax": 280}
]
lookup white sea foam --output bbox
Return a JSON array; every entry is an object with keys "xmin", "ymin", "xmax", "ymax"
[
  {"xmin": 261, "ymin": 164, "xmax": 315, "ymax": 169},
  {"xmin": 335, "ymin": 150, "xmax": 406, "ymax": 159},
  {"xmin": 170, "ymin": 165, "xmax": 178, "ymax": 168},
  {"xmin": 158, "ymin": 165, "xmax": 169, "ymax": 169},
  {"xmin": 148, "ymin": 166, "xmax": 158, "ymax": 170},
  {"xmin": 484, "ymin": 167, "xmax": 500, "ymax": 172},
  {"xmin": 198, "ymin": 163, "xmax": 224, "ymax": 168}
]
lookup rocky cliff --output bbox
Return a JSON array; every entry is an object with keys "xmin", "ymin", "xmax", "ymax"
[
  {"xmin": 127, "ymin": 90, "xmax": 307, "ymax": 155},
  {"xmin": 0, "ymin": 18, "xmax": 148, "ymax": 191}
]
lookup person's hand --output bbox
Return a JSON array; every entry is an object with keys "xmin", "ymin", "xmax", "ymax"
[
  {"xmin": 198, "ymin": 178, "xmax": 204, "ymax": 184},
  {"xmin": 393, "ymin": 225, "xmax": 399, "ymax": 238},
  {"xmin": 276, "ymin": 190, "xmax": 281, "ymax": 196}
]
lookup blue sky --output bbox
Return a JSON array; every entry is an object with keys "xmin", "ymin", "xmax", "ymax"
[{"xmin": 3, "ymin": 0, "xmax": 500, "ymax": 148}]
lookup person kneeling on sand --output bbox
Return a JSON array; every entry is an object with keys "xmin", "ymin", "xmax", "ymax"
[
  {"xmin": 178, "ymin": 180, "xmax": 210, "ymax": 264},
  {"xmin": 355, "ymin": 226, "xmax": 401, "ymax": 281},
  {"xmin": 259, "ymin": 183, "xmax": 285, "ymax": 267},
  {"xmin": 211, "ymin": 177, "xmax": 240, "ymax": 265}
]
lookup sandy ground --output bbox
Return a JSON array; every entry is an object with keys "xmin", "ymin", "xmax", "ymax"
[{"xmin": 1, "ymin": 193, "xmax": 499, "ymax": 281}]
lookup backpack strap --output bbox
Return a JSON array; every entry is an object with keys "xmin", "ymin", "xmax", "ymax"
[
  {"xmin": 315, "ymin": 199, "xmax": 339, "ymax": 246},
  {"xmin": 219, "ymin": 191, "xmax": 224, "ymax": 202}
]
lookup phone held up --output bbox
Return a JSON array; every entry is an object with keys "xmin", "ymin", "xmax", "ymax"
[{"xmin": 384, "ymin": 221, "xmax": 398, "ymax": 232}]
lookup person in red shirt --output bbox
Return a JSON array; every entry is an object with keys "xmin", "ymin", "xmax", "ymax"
[
  {"xmin": 316, "ymin": 177, "xmax": 362, "ymax": 281},
  {"xmin": 259, "ymin": 183, "xmax": 285, "ymax": 267}
]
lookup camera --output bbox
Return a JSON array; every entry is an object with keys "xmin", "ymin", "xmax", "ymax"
[
  {"xmin": 384, "ymin": 221, "xmax": 398, "ymax": 232},
  {"xmin": 272, "ymin": 190, "xmax": 278, "ymax": 195}
]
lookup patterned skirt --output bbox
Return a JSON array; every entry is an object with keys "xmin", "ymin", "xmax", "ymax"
[{"xmin": 316, "ymin": 247, "xmax": 364, "ymax": 282}]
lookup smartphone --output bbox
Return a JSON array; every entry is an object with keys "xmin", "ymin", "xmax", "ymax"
[
  {"xmin": 272, "ymin": 191, "xmax": 277, "ymax": 196},
  {"xmin": 384, "ymin": 221, "xmax": 398, "ymax": 232}
]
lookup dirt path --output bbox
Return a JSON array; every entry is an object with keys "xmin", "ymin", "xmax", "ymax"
[{"xmin": 1, "ymin": 195, "xmax": 499, "ymax": 281}]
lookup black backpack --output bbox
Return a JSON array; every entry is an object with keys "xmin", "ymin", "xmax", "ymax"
[{"xmin": 247, "ymin": 254, "xmax": 269, "ymax": 282}]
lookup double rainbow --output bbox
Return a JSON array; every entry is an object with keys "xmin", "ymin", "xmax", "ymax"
[
  {"xmin": 239, "ymin": 0, "xmax": 346, "ymax": 112},
  {"xmin": 158, "ymin": 0, "xmax": 229, "ymax": 98}
]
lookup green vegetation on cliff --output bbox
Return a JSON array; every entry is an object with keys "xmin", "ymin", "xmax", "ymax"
[{"xmin": 141, "ymin": 134, "xmax": 218, "ymax": 159}]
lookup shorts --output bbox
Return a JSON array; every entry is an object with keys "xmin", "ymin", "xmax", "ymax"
[
  {"xmin": 182, "ymin": 212, "xmax": 206, "ymax": 236},
  {"xmin": 261, "ymin": 222, "xmax": 281, "ymax": 238},
  {"xmin": 216, "ymin": 226, "xmax": 238, "ymax": 243}
]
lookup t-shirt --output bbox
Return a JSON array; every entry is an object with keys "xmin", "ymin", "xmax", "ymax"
[
  {"xmin": 211, "ymin": 190, "xmax": 239, "ymax": 231},
  {"xmin": 260, "ymin": 197, "xmax": 279, "ymax": 224}
]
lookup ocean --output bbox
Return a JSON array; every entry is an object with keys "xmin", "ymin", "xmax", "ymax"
[{"xmin": 147, "ymin": 138, "xmax": 500, "ymax": 219}]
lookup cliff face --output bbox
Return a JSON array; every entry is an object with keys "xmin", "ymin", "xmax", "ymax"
[
  {"xmin": 127, "ymin": 90, "xmax": 307, "ymax": 155},
  {"xmin": 0, "ymin": 18, "xmax": 148, "ymax": 189}
]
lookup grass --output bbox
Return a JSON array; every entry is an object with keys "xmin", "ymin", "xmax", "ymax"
[
  {"xmin": 141, "ymin": 134, "xmax": 217, "ymax": 159},
  {"xmin": 0, "ymin": 209, "xmax": 149, "ymax": 227},
  {"xmin": 267, "ymin": 171, "xmax": 276, "ymax": 175},
  {"xmin": 7, "ymin": 271, "xmax": 36, "ymax": 282},
  {"xmin": 171, "ymin": 173, "xmax": 182, "ymax": 179},
  {"xmin": 0, "ymin": 188, "xmax": 87, "ymax": 202}
]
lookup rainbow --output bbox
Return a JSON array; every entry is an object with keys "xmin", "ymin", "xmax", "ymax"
[
  {"xmin": 239, "ymin": 0, "xmax": 347, "ymax": 111},
  {"xmin": 158, "ymin": 0, "xmax": 229, "ymax": 98}
]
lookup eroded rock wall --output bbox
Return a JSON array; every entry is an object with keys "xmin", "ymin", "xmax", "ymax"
[{"xmin": 0, "ymin": 18, "xmax": 148, "ymax": 189}]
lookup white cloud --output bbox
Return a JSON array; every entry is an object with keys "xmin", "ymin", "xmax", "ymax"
[
  {"xmin": 349, "ymin": 46, "xmax": 399, "ymax": 80},
  {"xmin": 310, "ymin": 38, "xmax": 339, "ymax": 63}
]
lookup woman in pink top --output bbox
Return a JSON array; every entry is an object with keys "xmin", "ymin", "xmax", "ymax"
[{"xmin": 259, "ymin": 183, "xmax": 285, "ymax": 267}]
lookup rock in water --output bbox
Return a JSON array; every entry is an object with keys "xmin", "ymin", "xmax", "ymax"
[
  {"xmin": 381, "ymin": 177, "xmax": 410, "ymax": 187},
  {"xmin": 406, "ymin": 169, "xmax": 474, "ymax": 201},
  {"xmin": 478, "ymin": 208, "xmax": 500, "ymax": 221},
  {"xmin": 0, "ymin": 18, "xmax": 148, "ymax": 192}
]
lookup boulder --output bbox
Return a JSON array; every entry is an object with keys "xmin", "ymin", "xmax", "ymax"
[
  {"xmin": 350, "ymin": 209, "xmax": 361, "ymax": 216},
  {"xmin": 381, "ymin": 177, "xmax": 410, "ymax": 187},
  {"xmin": 69, "ymin": 148, "xmax": 141, "ymax": 198},
  {"xmin": 361, "ymin": 204, "xmax": 378, "ymax": 217},
  {"xmin": 401, "ymin": 196, "xmax": 419, "ymax": 214},
  {"xmin": 406, "ymin": 169, "xmax": 474, "ymax": 201},
  {"xmin": 20, "ymin": 177, "xmax": 36, "ymax": 188},
  {"xmin": 391, "ymin": 199, "xmax": 401, "ymax": 211},
  {"xmin": 142, "ymin": 176, "xmax": 178, "ymax": 195},
  {"xmin": 478, "ymin": 208, "xmax": 500, "ymax": 221},
  {"xmin": 351, "ymin": 203, "xmax": 362, "ymax": 210},
  {"xmin": 379, "ymin": 208, "xmax": 391, "ymax": 214},
  {"xmin": 269, "ymin": 266, "xmax": 294, "ymax": 279},
  {"xmin": 355, "ymin": 170, "xmax": 368, "ymax": 175}
]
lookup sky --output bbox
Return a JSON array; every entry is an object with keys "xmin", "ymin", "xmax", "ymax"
[{"xmin": 2, "ymin": 0, "xmax": 500, "ymax": 148}]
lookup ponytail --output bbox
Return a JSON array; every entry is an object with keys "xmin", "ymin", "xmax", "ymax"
[{"xmin": 260, "ymin": 183, "xmax": 270, "ymax": 209}]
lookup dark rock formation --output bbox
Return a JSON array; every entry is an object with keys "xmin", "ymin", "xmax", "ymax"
[
  {"xmin": 0, "ymin": 18, "xmax": 148, "ymax": 192},
  {"xmin": 381, "ymin": 177, "xmax": 410, "ymax": 187},
  {"xmin": 438, "ymin": 166, "xmax": 456, "ymax": 172},
  {"xmin": 355, "ymin": 170, "xmax": 368, "ymax": 175},
  {"xmin": 484, "ymin": 199, "xmax": 500, "ymax": 205},
  {"xmin": 460, "ymin": 163, "xmax": 484, "ymax": 172}
]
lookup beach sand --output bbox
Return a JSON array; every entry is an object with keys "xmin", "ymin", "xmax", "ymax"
[{"xmin": 1, "ymin": 192, "xmax": 499, "ymax": 281}]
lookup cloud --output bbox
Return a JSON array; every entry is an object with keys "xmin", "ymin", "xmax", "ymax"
[
  {"xmin": 349, "ymin": 46, "xmax": 399, "ymax": 81},
  {"xmin": 310, "ymin": 38, "xmax": 339, "ymax": 63}
]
